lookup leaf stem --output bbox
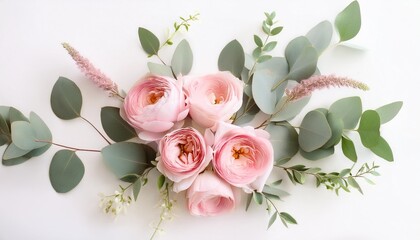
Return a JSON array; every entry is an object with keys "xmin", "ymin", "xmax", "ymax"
[
  {"xmin": 80, "ymin": 116, "xmax": 111, "ymax": 144},
  {"xmin": 35, "ymin": 140, "xmax": 101, "ymax": 152}
]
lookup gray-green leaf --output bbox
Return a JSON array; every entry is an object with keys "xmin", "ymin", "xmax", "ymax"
[
  {"xmin": 329, "ymin": 96, "xmax": 362, "ymax": 129},
  {"xmin": 335, "ymin": 1, "xmax": 361, "ymax": 42},
  {"xmin": 50, "ymin": 77, "xmax": 82, "ymax": 120},
  {"xmin": 101, "ymin": 107, "xmax": 137, "ymax": 142},
  {"xmin": 266, "ymin": 122, "xmax": 299, "ymax": 165},
  {"xmin": 49, "ymin": 150, "xmax": 85, "ymax": 193},
  {"xmin": 357, "ymin": 110, "xmax": 381, "ymax": 148},
  {"xmin": 171, "ymin": 39, "xmax": 193, "ymax": 76},
  {"xmin": 147, "ymin": 62, "xmax": 174, "ymax": 77},
  {"xmin": 369, "ymin": 136, "xmax": 393, "ymax": 162},
  {"xmin": 298, "ymin": 110, "xmax": 332, "ymax": 152},
  {"xmin": 306, "ymin": 20, "xmax": 333, "ymax": 54},
  {"xmin": 341, "ymin": 136, "xmax": 357, "ymax": 162},
  {"xmin": 375, "ymin": 101, "xmax": 403, "ymax": 124},
  {"xmin": 138, "ymin": 27, "xmax": 160, "ymax": 56},
  {"xmin": 218, "ymin": 40, "xmax": 245, "ymax": 78}
]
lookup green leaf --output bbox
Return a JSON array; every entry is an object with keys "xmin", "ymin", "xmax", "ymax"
[
  {"xmin": 101, "ymin": 107, "xmax": 137, "ymax": 142},
  {"xmin": 245, "ymin": 193, "xmax": 253, "ymax": 211},
  {"xmin": 263, "ymin": 185, "xmax": 290, "ymax": 199},
  {"xmin": 341, "ymin": 136, "xmax": 357, "ymax": 162},
  {"xmin": 101, "ymin": 142, "xmax": 155, "ymax": 179},
  {"xmin": 375, "ymin": 101, "xmax": 403, "ymax": 124},
  {"xmin": 254, "ymin": 35, "xmax": 263, "ymax": 47},
  {"xmin": 49, "ymin": 150, "xmax": 85, "ymax": 193},
  {"xmin": 257, "ymin": 55, "xmax": 272, "ymax": 63},
  {"xmin": 0, "ymin": 115, "xmax": 10, "ymax": 146},
  {"xmin": 306, "ymin": 21, "xmax": 333, "ymax": 54},
  {"xmin": 3, "ymin": 143, "xmax": 31, "ymax": 160},
  {"xmin": 292, "ymin": 170, "xmax": 305, "ymax": 184},
  {"xmin": 138, "ymin": 27, "xmax": 160, "ymax": 55},
  {"xmin": 286, "ymin": 46, "xmax": 318, "ymax": 82},
  {"xmin": 339, "ymin": 168, "xmax": 351, "ymax": 177},
  {"xmin": 335, "ymin": 1, "xmax": 361, "ymax": 42},
  {"xmin": 329, "ymin": 96, "xmax": 362, "ymax": 129},
  {"xmin": 252, "ymin": 191, "xmax": 263, "ymax": 205},
  {"xmin": 369, "ymin": 136, "xmax": 394, "ymax": 162},
  {"xmin": 266, "ymin": 122, "xmax": 299, "ymax": 165},
  {"xmin": 30, "ymin": 112, "xmax": 52, "ymax": 143},
  {"xmin": 300, "ymin": 147, "xmax": 334, "ymax": 160},
  {"xmin": 298, "ymin": 110, "xmax": 332, "ymax": 152},
  {"xmin": 2, "ymin": 144, "xmax": 51, "ymax": 166},
  {"xmin": 271, "ymin": 94, "xmax": 311, "ymax": 121},
  {"xmin": 9, "ymin": 107, "xmax": 28, "ymax": 123},
  {"xmin": 347, "ymin": 176, "xmax": 363, "ymax": 194},
  {"xmin": 171, "ymin": 39, "xmax": 193, "ymax": 76},
  {"xmin": 252, "ymin": 57, "xmax": 289, "ymax": 114},
  {"xmin": 0, "ymin": 106, "xmax": 10, "ymax": 120},
  {"xmin": 268, "ymin": 213, "xmax": 278, "ymax": 229},
  {"xmin": 120, "ymin": 174, "xmax": 140, "ymax": 183},
  {"xmin": 11, "ymin": 121, "xmax": 46, "ymax": 150},
  {"xmin": 132, "ymin": 177, "xmax": 142, "ymax": 201},
  {"xmin": 280, "ymin": 212, "xmax": 297, "ymax": 225},
  {"xmin": 284, "ymin": 36, "xmax": 311, "ymax": 69},
  {"xmin": 218, "ymin": 39, "xmax": 245, "ymax": 78},
  {"xmin": 50, "ymin": 77, "xmax": 82, "ymax": 120},
  {"xmin": 322, "ymin": 113, "xmax": 344, "ymax": 148},
  {"xmin": 263, "ymin": 41, "xmax": 277, "ymax": 52},
  {"xmin": 357, "ymin": 110, "xmax": 381, "ymax": 148},
  {"xmin": 147, "ymin": 62, "xmax": 174, "ymax": 77},
  {"xmin": 271, "ymin": 26, "xmax": 283, "ymax": 35},
  {"xmin": 157, "ymin": 174, "xmax": 166, "ymax": 189}
]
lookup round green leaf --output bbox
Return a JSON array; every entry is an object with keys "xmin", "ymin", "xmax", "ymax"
[
  {"xmin": 286, "ymin": 46, "xmax": 318, "ymax": 82},
  {"xmin": 101, "ymin": 142, "xmax": 155, "ymax": 179},
  {"xmin": 30, "ymin": 112, "xmax": 52, "ymax": 143},
  {"xmin": 9, "ymin": 107, "xmax": 28, "ymax": 123},
  {"xmin": 357, "ymin": 110, "xmax": 380, "ymax": 148},
  {"xmin": 298, "ymin": 110, "xmax": 332, "ymax": 152},
  {"xmin": 0, "ymin": 106, "xmax": 10, "ymax": 120},
  {"xmin": 147, "ymin": 62, "xmax": 174, "ymax": 77},
  {"xmin": 51, "ymin": 77, "xmax": 82, "ymax": 120},
  {"xmin": 100, "ymin": 107, "xmax": 137, "ymax": 142},
  {"xmin": 285, "ymin": 36, "xmax": 312, "ymax": 67},
  {"xmin": 335, "ymin": 1, "xmax": 361, "ymax": 42},
  {"xmin": 341, "ymin": 136, "xmax": 357, "ymax": 162},
  {"xmin": 322, "ymin": 113, "xmax": 344, "ymax": 148},
  {"xmin": 49, "ymin": 150, "xmax": 85, "ymax": 193},
  {"xmin": 375, "ymin": 101, "xmax": 403, "ymax": 124},
  {"xmin": 271, "ymin": 94, "xmax": 311, "ymax": 121},
  {"xmin": 0, "ymin": 114, "xmax": 10, "ymax": 146},
  {"xmin": 299, "ymin": 147, "xmax": 334, "ymax": 161},
  {"xmin": 369, "ymin": 136, "xmax": 393, "ymax": 162},
  {"xmin": 266, "ymin": 122, "xmax": 299, "ymax": 164},
  {"xmin": 329, "ymin": 96, "xmax": 362, "ymax": 129},
  {"xmin": 138, "ymin": 27, "xmax": 160, "ymax": 56},
  {"xmin": 11, "ymin": 121, "xmax": 46, "ymax": 150},
  {"xmin": 3, "ymin": 143, "xmax": 31, "ymax": 160},
  {"xmin": 252, "ymin": 57, "xmax": 288, "ymax": 114},
  {"xmin": 171, "ymin": 39, "xmax": 193, "ymax": 76},
  {"xmin": 2, "ymin": 144, "xmax": 51, "ymax": 166},
  {"xmin": 306, "ymin": 20, "xmax": 333, "ymax": 54},
  {"xmin": 218, "ymin": 39, "xmax": 245, "ymax": 78}
]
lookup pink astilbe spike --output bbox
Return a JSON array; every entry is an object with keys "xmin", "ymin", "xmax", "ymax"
[
  {"xmin": 285, "ymin": 75, "xmax": 369, "ymax": 101},
  {"xmin": 62, "ymin": 43, "xmax": 120, "ymax": 97}
]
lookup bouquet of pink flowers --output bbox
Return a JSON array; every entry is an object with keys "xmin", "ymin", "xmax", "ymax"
[{"xmin": 0, "ymin": 1, "xmax": 402, "ymax": 239}]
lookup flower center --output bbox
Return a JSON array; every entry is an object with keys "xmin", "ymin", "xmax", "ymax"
[
  {"xmin": 208, "ymin": 92, "xmax": 225, "ymax": 105},
  {"xmin": 231, "ymin": 146, "xmax": 251, "ymax": 160},
  {"xmin": 146, "ymin": 91, "xmax": 164, "ymax": 105},
  {"xmin": 178, "ymin": 136, "xmax": 196, "ymax": 164}
]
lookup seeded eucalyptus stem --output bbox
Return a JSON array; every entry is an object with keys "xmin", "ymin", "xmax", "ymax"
[{"xmin": 80, "ymin": 116, "xmax": 111, "ymax": 144}]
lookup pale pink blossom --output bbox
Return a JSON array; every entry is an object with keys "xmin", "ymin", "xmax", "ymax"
[
  {"xmin": 183, "ymin": 72, "xmax": 243, "ymax": 128},
  {"xmin": 62, "ymin": 43, "xmax": 119, "ymax": 96},
  {"xmin": 157, "ymin": 128, "xmax": 212, "ymax": 192},
  {"xmin": 121, "ymin": 75, "xmax": 189, "ymax": 141},
  {"xmin": 212, "ymin": 122, "xmax": 273, "ymax": 193},
  {"xmin": 286, "ymin": 75, "xmax": 369, "ymax": 101},
  {"xmin": 187, "ymin": 171, "xmax": 236, "ymax": 216}
]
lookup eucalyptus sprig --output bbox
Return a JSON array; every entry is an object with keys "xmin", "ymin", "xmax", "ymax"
[
  {"xmin": 162, "ymin": 13, "xmax": 199, "ymax": 48},
  {"xmin": 150, "ymin": 179, "xmax": 175, "ymax": 240},
  {"xmin": 277, "ymin": 162, "xmax": 380, "ymax": 195}
]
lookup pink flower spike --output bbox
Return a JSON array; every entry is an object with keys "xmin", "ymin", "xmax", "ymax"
[
  {"xmin": 285, "ymin": 75, "xmax": 369, "ymax": 101},
  {"xmin": 62, "ymin": 43, "xmax": 120, "ymax": 97}
]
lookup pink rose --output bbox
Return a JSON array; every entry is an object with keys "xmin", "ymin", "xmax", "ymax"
[
  {"xmin": 121, "ymin": 75, "xmax": 189, "ymax": 141},
  {"xmin": 212, "ymin": 122, "xmax": 273, "ymax": 192},
  {"xmin": 187, "ymin": 171, "xmax": 236, "ymax": 216},
  {"xmin": 183, "ymin": 72, "xmax": 243, "ymax": 128},
  {"xmin": 157, "ymin": 127, "xmax": 212, "ymax": 192}
]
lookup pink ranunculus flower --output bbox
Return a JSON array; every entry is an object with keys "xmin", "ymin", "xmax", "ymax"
[
  {"xmin": 121, "ymin": 75, "xmax": 189, "ymax": 141},
  {"xmin": 212, "ymin": 122, "xmax": 273, "ymax": 193},
  {"xmin": 183, "ymin": 72, "xmax": 243, "ymax": 129},
  {"xmin": 157, "ymin": 127, "xmax": 212, "ymax": 192},
  {"xmin": 187, "ymin": 171, "xmax": 236, "ymax": 216}
]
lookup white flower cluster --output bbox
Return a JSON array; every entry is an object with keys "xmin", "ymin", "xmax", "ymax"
[{"xmin": 99, "ymin": 191, "xmax": 132, "ymax": 216}]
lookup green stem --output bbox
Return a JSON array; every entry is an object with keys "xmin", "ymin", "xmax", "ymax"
[
  {"xmin": 35, "ymin": 140, "xmax": 101, "ymax": 152},
  {"xmin": 80, "ymin": 116, "xmax": 111, "ymax": 145}
]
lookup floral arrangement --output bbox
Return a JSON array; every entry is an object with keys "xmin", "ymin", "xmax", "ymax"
[{"xmin": 0, "ymin": 1, "xmax": 403, "ymax": 239}]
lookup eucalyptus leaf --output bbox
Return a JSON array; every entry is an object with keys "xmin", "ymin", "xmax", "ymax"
[
  {"xmin": 263, "ymin": 41, "xmax": 277, "ymax": 52},
  {"xmin": 49, "ymin": 150, "xmax": 85, "ymax": 193},
  {"xmin": 262, "ymin": 185, "xmax": 290, "ymax": 199},
  {"xmin": 329, "ymin": 96, "xmax": 362, "ymax": 129},
  {"xmin": 375, "ymin": 101, "xmax": 403, "ymax": 124},
  {"xmin": 9, "ymin": 107, "xmax": 28, "ymax": 123},
  {"xmin": 284, "ymin": 36, "xmax": 312, "ymax": 67},
  {"xmin": 286, "ymin": 46, "xmax": 318, "ymax": 82},
  {"xmin": 101, "ymin": 142, "xmax": 155, "ymax": 179},
  {"xmin": 171, "ymin": 39, "xmax": 193, "ymax": 76},
  {"xmin": 322, "ymin": 113, "xmax": 344, "ymax": 148},
  {"xmin": 268, "ymin": 213, "xmax": 278, "ymax": 229},
  {"xmin": 157, "ymin": 174, "xmax": 166, "ymax": 189},
  {"xmin": 0, "ymin": 106, "xmax": 10, "ymax": 120},
  {"xmin": 341, "ymin": 136, "xmax": 357, "ymax": 162},
  {"xmin": 218, "ymin": 39, "xmax": 245, "ymax": 78},
  {"xmin": 298, "ymin": 110, "xmax": 332, "ymax": 152},
  {"xmin": 30, "ymin": 112, "xmax": 52, "ymax": 143},
  {"xmin": 348, "ymin": 176, "xmax": 363, "ymax": 194},
  {"xmin": 306, "ymin": 20, "xmax": 333, "ymax": 54},
  {"xmin": 252, "ymin": 191, "xmax": 263, "ymax": 205},
  {"xmin": 335, "ymin": 1, "xmax": 361, "ymax": 42},
  {"xmin": 138, "ymin": 27, "xmax": 160, "ymax": 56},
  {"xmin": 11, "ymin": 121, "xmax": 46, "ymax": 150},
  {"xmin": 132, "ymin": 177, "xmax": 142, "ymax": 201},
  {"xmin": 0, "ymin": 115, "xmax": 10, "ymax": 146},
  {"xmin": 357, "ymin": 110, "xmax": 381, "ymax": 148},
  {"xmin": 2, "ymin": 144, "xmax": 51, "ymax": 166},
  {"xmin": 266, "ymin": 122, "xmax": 299, "ymax": 164},
  {"xmin": 280, "ymin": 212, "xmax": 297, "ymax": 225},
  {"xmin": 254, "ymin": 35, "xmax": 263, "ymax": 47},
  {"xmin": 3, "ymin": 142, "xmax": 31, "ymax": 160},
  {"xmin": 252, "ymin": 57, "xmax": 289, "ymax": 114},
  {"xmin": 271, "ymin": 94, "xmax": 311, "ymax": 121},
  {"xmin": 369, "ymin": 136, "xmax": 393, "ymax": 162},
  {"xmin": 51, "ymin": 77, "xmax": 82, "ymax": 120},
  {"xmin": 300, "ymin": 147, "xmax": 334, "ymax": 161},
  {"xmin": 147, "ymin": 62, "xmax": 174, "ymax": 77},
  {"xmin": 101, "ymin": 107, "xmax": 137, "ymax": 142}
]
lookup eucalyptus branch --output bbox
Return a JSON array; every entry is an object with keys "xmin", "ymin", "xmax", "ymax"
[
  {"xmin": 80, "ymin": 116, "xmax": 111, "ymax": 144},
  {"xmin": 160, "ymin": 13, "xmax": 199, "ymax": 50},
  {"xmin": 35, "ymin": 140, "xmax": 101, "ymax": 152}
]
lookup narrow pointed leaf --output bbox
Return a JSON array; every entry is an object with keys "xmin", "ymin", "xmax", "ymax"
[
  {"xmin": 375, "ymin": 101, "xmax": 403, "ymax": 124},
  {"xmin": 347, "ymin": 176, "xmax": 363, "ymax": 194},
  {"xmin": 341, "ymin": 136, "xmax": 357, "ymax": 162},
  {"xmin": 132, "ymin": 177, "xmax": 142, "ymax": 201},
  {"xmin": 268, "ymin": 213, "xmax": 278, "ymax": 229}
]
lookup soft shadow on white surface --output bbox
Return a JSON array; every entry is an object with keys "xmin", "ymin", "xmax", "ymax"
[{"xmin": 0, "ymin": 0, "xmax": 419, "ymax": 239}]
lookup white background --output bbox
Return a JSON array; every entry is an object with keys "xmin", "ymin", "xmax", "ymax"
[{"xmin": 0, "ymin": 0, "xmax": 419, "ymax": 239}]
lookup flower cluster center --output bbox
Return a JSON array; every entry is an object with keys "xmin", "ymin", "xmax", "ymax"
[
  {"xmin": 231, "ymin": 146, "xmax": 251, "ymax": 160},
  {"xmin": 146, "ymin": 90, "xmax": 164, "ymax": 105},
  {"xmin": 178, "ymin": 136, "xmax": 196, "ymax": 164}
]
